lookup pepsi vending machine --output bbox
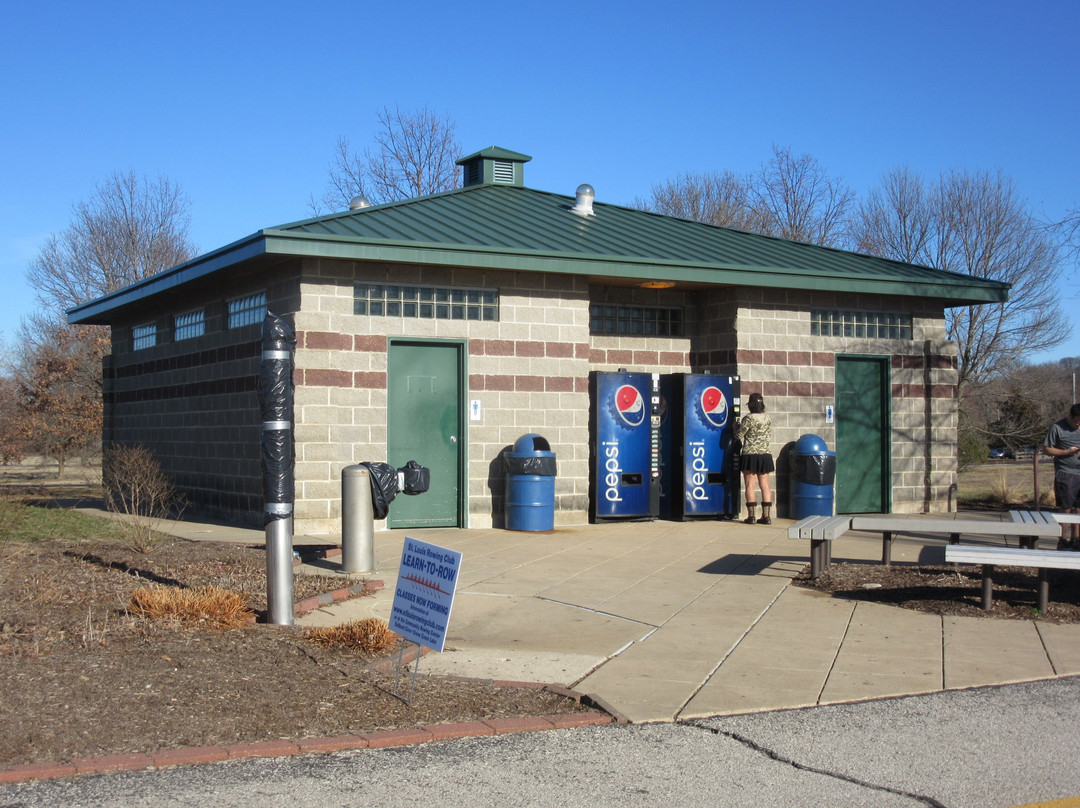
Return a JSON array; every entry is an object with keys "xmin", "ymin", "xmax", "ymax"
[
  {"xmin": 661, "ymin": 373, "xmax": 741, "ymax": 520},
  {"xmin": 589, "ymin": 371, "xmax": 661, "ymax": 521}
]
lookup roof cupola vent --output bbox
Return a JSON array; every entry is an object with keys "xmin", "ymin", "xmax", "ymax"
[
  {"xmin": 349, "ymin": 195, "xmax": 371, "ymax": 210},
  {"xmin": 456, "ymin": 146, "xmax": 532, "ymax": 188},
  {"xmin": 570, "ymin": 184, "xmax": 595, "ymax": 217}
]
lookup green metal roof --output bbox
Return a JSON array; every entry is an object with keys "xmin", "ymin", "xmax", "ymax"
[{"xmin": 69, "ymin": 175, "xmax": 1009, "ymax": 325}]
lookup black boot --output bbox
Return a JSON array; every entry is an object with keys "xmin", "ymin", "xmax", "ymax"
[
  {"xmin": 744, "ymin": 503, "xmax": 757, "ymax": 524},
  {"xmin": 759, "ymin": 502, "xmax": 772, "ymax": 525}
]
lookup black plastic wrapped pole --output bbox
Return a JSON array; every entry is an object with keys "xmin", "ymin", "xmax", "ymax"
[{"xmin": 259, "ymin": 312, "xmax": 296, "ymax": 625}]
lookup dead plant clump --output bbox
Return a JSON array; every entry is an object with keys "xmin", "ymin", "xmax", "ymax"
[
  {"xmin": 306, "ymin": 618, "xmax": 400, "ymax": 653},
  {"xmin": 989, "ymin": 469, "xmax": 1027, "ymax": 507},
  {"xmin": 129, "ymin": 584, "xmax": 256, "ymax": 628}
]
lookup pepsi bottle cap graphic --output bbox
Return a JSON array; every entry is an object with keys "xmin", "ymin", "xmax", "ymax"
[
  {"xmin": 699, "ymin": 386, "xmax": 729, "ymax": 428},
  {"xmin": 613, "ymin": 383, "xmax": 646, "ymax": 428}
]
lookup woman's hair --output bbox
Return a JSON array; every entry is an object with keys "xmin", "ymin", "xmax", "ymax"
[{"xmin": 747, "ymin": 392, "xmax": 765, "ymax": 414}]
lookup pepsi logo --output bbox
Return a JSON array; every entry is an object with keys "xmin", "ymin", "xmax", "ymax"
[
  {"xmin": 615, "ymin": 384, "xmax": 646, "ymax": 428},
  {"xmin": 700, "ymin": 386, "xmax": 728, "ymax": 428}
]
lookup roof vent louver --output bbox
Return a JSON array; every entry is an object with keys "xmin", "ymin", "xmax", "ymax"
[
  {"xmin": 464, "ymin": 161, "xmax": 481, "ymax": 187},
  {"xmin": 493, "ymin": 160, "xmax": 516, "ymax": 184},
  {"xmin": 570, "ymin": 184, "xmax": 595, "ymax": 217}
]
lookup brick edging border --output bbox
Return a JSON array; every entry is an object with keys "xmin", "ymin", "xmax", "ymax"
[
  {"xmin": 292, "ymin": 577, "xmax": 383, "ymax": 618},
  {"xmin": 0, "ymin": 684, "xmax": 619, "ymax": 784}
]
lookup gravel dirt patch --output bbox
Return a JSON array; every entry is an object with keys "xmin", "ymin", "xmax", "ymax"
[
  {"xmin": 0, "ymin": 530, "xmax": 593, "ymax": 768},
  {"xmin": 792, "ymin": 560, "xmax": 1080, "ymax": 622}
]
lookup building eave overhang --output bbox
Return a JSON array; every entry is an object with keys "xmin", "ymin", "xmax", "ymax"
[
  {"xmin": 68, "ymin": 227, "xmax": 1009, "ymax": 325},
  {"xmin": 256, "ymin": 229, "xmax": 1009, "ymax": 305}
]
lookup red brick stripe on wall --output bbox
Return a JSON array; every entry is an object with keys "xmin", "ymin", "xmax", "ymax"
[
  {"xmin": 303, "ymin": 332, "xmax": 351, "ymax": 351},
  {"xmin": 353, "ymin": 371, "xmax": 386, "ymax": 388},
  {"xmin": 354, "ymin": 335, "xmax": 387, "ymax": 352},
  {"xmin": 304, "ymin": 369, "xmax": 352, "ymax": 388}
]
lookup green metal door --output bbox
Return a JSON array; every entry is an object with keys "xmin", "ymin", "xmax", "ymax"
[
  {"xmin": 386, "ymin": 340, "xmax": 464, "ymax": 528},
  {"xmin": 834, "ymin": 356, "xmax": 890, "ymax": 514}
]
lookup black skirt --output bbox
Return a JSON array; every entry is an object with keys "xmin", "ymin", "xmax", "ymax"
[{"xmin": 740, "ymin": 453, "xmax": 775, "ymax": 474}]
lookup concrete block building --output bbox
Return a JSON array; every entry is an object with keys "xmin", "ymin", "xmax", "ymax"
[{"xmin": 69, "ymin": 146, "xmax": 1007, "ymax": 535}]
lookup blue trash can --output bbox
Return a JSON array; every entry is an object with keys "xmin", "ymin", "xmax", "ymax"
[
  {"xmin": 789, "ymin": 434, "xmax": 836, "ymax": 519},
  {"xmin": 504, "ymin": 434, "xmax": 557, "ymax": 531}
]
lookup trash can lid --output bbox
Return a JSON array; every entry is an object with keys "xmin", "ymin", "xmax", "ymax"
[
  {"xmin": 512, "ymin": 433, "xmax": 553, "ymax": 455},
  {"xmin": 795, "ymin": 433, "xmax": 829, "ymax": 454}
]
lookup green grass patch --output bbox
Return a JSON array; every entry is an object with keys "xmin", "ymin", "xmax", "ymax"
[{"xmin": 0, "ymin": 499, "xmax": 129, "ymax": 544}]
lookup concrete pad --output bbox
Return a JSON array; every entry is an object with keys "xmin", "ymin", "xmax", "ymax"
[
  {"xmin": 1036, "ymin": 622, "xmax": 1080, "ymax": 675},
  {"xmin": 818, "ymin": 670, "xmax": 943, "ymax": 704},
  {"xmin": 439, "ymin": 593, "xmax": 650, "ymax": 655},
  {"xmin": 944, "ymin": 615, "xmax": 1055, "ymax": 688},
  {"xmin": 574, "ymin": 665, "xmax": 707, "ymax": 723},
  {"xmin": 829, "ymin": 601, "xmax": 943, "ymax": 670},
  {"xmin": 682, "ymin": 684, "xmax": 822, "ymax": 717},
  {"xmin": 418, "ymin": 647, "xmax": 606, "ymax": 686},
  {"xmin": 589, "ymin": 592, "xmax": 701, "ymax": 627}
]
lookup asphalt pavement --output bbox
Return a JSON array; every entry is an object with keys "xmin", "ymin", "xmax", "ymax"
[{"xmin": 4, "ymin": 677, "xmax": 1080, "ymax": 807}]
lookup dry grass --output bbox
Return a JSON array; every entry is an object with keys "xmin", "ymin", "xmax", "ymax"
[
  {"xmin": 129, "ymin": 584, "xmax": 256, "ymax": 628},
  {"xmin": 989, "ymin": 469, "xmax": 1027, "ymax": 506},
  {"xmin": 958, "ymin": 459, "xmax": 1055, "ymax": 509},
  {"xmin": 305, "ymin": 618, "xmax": 399, "ymax": 653}
]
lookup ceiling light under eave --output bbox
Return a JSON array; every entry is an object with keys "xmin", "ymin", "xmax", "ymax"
[{"xmin": 640, "ymin": 280, "xmax": 675, "ymax": 289}]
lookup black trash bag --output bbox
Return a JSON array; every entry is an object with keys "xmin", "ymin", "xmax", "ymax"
[
  {"xmin": 791, "ymin": 454, "xmax": 837, "ymax": 486},
  {"xmin": 503, "ymin": 455, "xmax": 557, "ymax": 476},
  {"xmin": 258, "ymin": 312, "xmax": 295, "ymax": 524},
  {"xmin": 360, "ymin": 462, "xmax": 399, "ymax": 519},
  {"xmin": 398, "ymin": 460, "xmax": 430, "ymax": 495}
]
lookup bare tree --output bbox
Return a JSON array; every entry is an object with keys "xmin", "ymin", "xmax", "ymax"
[
  {"xmin": 639, "ymin": 170, "xmax": 768, "ymax": 231},
  {"xmin": 27, "ymin": 171, "xmax": 197, "ymax": 312},
  {"xmin": 16, "ymin": 171, "xmax": 196, "ymax": 475},
  {"xmin": 854, "ymin": 168, "xmax": 1068, "ymax": 398},
  {"xmin": 1051, "ymin": 207, "xmax": 1080, "ymax": 262},
  {"xmin": 316, "ymin": 106, "xmax": 461, "ymax": 212},
  {"xmin": 747, "ymin": 145, "xmax": 855, "ymax": 246},
  {"xmin": 852, "ymin": 167, "xmax": 935, "ymax": 263}
]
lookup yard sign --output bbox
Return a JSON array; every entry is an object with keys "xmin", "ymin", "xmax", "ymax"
[{"xmin": 388, "ymin": 537, "xmax": 462, "ymax": 653}]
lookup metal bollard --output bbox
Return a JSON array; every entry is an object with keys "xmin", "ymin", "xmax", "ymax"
[
  {"xmin": 341, "ymin": 465, "xmax": 375, "ymax": 574},
  {"xmin": 265, "ymin": 516, "xmax": 295, "ymax": 625}
]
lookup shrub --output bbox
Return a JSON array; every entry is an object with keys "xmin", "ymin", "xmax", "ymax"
[
  {"xmin": 958, "ymin": 422, "xmax": 989, "ymax": 472},
  {"xmin": 102, "ymin": 444, "xmax": 183, "ymax": 553}
]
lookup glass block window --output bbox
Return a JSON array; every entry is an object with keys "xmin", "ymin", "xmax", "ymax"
[
  {"xmin": 811, "ymin": 310, "xmax": 913, "ymax": 339},
  {"xmin": 354, "ymin": 283, "xmax": 498, "ymax": 322},
  {"xmin": 174, "ymin": 309, "xmax": 205, "ymax": 341},
  {"xmin": 228, "ymin": 291, "xmax": 267, "ymax": 329},
  {"xmin": 589, "ymin": 304, "xmax": 683, "ymax": 336},
  {"xmin": 132, "ymin": 323, "xmax": 157, "ymax": 351}
]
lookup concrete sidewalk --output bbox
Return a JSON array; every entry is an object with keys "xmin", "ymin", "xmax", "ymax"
[
  {"xmin": 151, "ymin": 512, "xmax": 1080, "ymax": 724},
  {"xmin": 271, "ymin": 516, "xmax": 1079, "ymax": 724}
]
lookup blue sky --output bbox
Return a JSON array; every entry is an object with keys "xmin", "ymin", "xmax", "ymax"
[{"xmin": 2, "ymin": 0, "xmax": 1077, "ymax": 362}]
